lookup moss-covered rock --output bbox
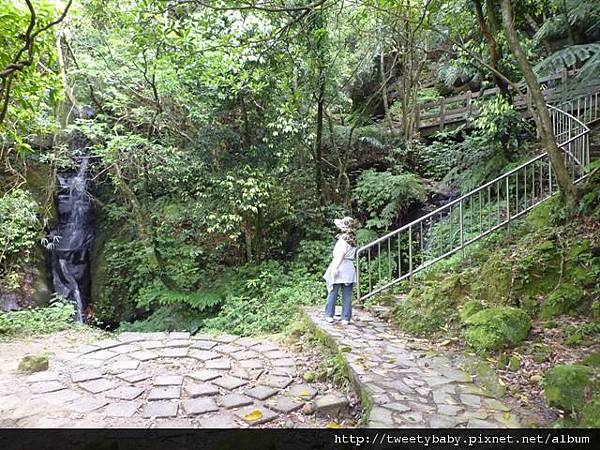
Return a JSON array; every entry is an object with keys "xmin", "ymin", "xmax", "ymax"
[
  {"xmin": 473, "ymin": 252, "xmax": 512, "ymax": 304},
  {"xmin": 581, "ymin": 352, "xmax": 600, "ymax": 368},
  {"xmin": 508, "ymin": 355, "xmax": 521, "ymax": 371},
  {"xmin": 393, "ymin": 275, "xmax": 463, "ymax": 336},
  {"xmin": 463, "ymin": 306, "xmax": 531, "ymax": 353},
  {"xmin": 582, "ymin": 395, "xmax": 600, "ymax": 427},
  {"xmin": 18, "ymin": 354, "xmax": 49, "ymax": 373},
  {"xmin": 459, "ymin": 300, "xmax": 486, "ymax": 322},
  {"xmin": 540, "ymin": 284, "xmax": 584, "ymax": 319},
  {"xmin": 544, "ymin": 364, "xmax": 594, "ymax": 411}
]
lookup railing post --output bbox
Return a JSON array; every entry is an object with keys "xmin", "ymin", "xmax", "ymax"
[
  {"xmin": 459, "ymin": 199, "xmax": 464, "ymax": 258},
  {"xmin": 439, "ymin": 97, "xmax": 446, "ymax": 131},
  {"xmin": 505, "ymin": 176, "xmax": 510, "ymax": 223},
  {"xmin": 408, "ymin": 225, "xmax": 413, "ymax": 283},
  {"xmin": 355, "ymin": 251, "xmax": 360, "ymax": 302}
]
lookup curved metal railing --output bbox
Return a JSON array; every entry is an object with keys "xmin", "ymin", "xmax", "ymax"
[{"xmin": 356, "ymin": 89, "xmax": 598, "ymax": 302}]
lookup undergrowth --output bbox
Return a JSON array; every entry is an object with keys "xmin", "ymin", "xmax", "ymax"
[{"xmin": 0, "ymin": 299, "xmax": 75, "ymax": 338}]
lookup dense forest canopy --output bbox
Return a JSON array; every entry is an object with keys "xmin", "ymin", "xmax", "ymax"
[
  {"xmin": 0, "ymin": 0, "xmax": 599, "ymax": 330},
  {"xmin": 1, "ymin": 0, "xmax": 600, "ymax": 431}
]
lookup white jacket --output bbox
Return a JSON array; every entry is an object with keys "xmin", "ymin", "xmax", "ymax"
[{"xmin": 323, "ymin": 238, "xmax": 357, "ymax": 293}]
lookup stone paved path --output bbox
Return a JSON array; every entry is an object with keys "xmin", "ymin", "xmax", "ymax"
[
  {"xmin": 5, "ymin": 331, "xmax": 349, "ymax": 428},
  {"xmin": 306, "ymin": 306, "xmax": 521, "ymax": 428}
]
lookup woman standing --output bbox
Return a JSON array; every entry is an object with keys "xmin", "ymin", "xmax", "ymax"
[{"xmin": 323, "ymin": 216, "xmax": 357, "ymax": 325}]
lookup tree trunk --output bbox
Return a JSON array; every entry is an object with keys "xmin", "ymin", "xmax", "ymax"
[
  {"xmin": 380, "ymin": 48, "xmax": 393, "ymax": 130},
  {"xmin": 112, "ymin": 164, "xmax": 178, "ymax": 290},
  {"xmin": 474, "ymin": 0, "xmax": 510, "ymax": 98},
  {"xmin": 500, "ymin": 0, "xmax": 577, "ymax": 204},
  {"xmin": 314, "ymin": 70, "xmax": 325, "ymax": 206}
]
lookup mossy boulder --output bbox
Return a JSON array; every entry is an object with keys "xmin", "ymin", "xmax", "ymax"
[
  {"xmin": 18, "ymin": 354, "xmax": 49, "ymax": 373},
  {"xmin": 474, "ymin": 252, "xmax": 512, "ymax": 304},
  {"xmin": 508, "ymin": 355, "xmax": 521, "ymax": 371},
  {"xmin": 540, "ymin": 284, "xmax": 584, "ymax": 319},
  {"xmin": 463, "ymin": 306, "xmax": 531, "ymax": 353},
  {"xmin": 544, "ymin": 364, "xmax": 595, "ymax": 411},
  {"xmin": 581, "ymin": 352, "xmax": 600, "ymax": 368},
  {"xmin": 394, "ymin": 278, "xmax": 461, "ymax": 336},
  {"xmin": 459, "ymin": 300, "xmax": 486, "ymax": 322},
  {"xmin": 582, "ymin": 395, "xmax": 600, "ymax": 427}
]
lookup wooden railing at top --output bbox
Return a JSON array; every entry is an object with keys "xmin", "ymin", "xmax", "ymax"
[{"xmin": 415, "ymin": 69, "xmax": 599, "ymax": 131}]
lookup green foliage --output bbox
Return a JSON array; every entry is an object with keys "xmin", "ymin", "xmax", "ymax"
[
  {"xmin": 535, "ymin": 44, "xmax": 600, "ymax": 84},
  {"xmin": 562, "ymin": 322, "xmax": 600, "ymax": 347},
  {"xmin": 532, "ymin": 0, "xmax": 600, "ymax": 89},
  {"xmin": 0, "ymin": 0, "xmax": 63, "ymax": 145},
  {"xmin": 0, "ymin": 189, "xmax": 41, "ymax": 289},
  {"xmin": 354, "ymin": 170, "xmax": 425, "ymax": 229},
  {"xmin": 459, "ymin": 300, "xmax": 486, "ymax": 322},
  {"xmin": 0, "ymin": 301, "xmax": 75, "ymax": 337},
  {"xmin": 472, "ymin": 96, "xmax": 523, "ymax": 151},
  {"xmin": 463, "ymin": 306, "xmax": 531, "ymax": 353},
  {"xmin": 203, "ymin": 264, "xmax": 323, "ymax": 336},
  {"xmin": 544, "ymin": 364, "xmax": 595, "ymax": 411},
  {"xmin": 582, "ymin": 352, "xmax": 600, "ymax": 368},
  {"xmin": 398, "ymin": 138, "xmax": 462, "ymax": 181},
  {"xmin": 393, "ymin": 273, "xmax": 464, "ymax": 336},
  {"xmin": 540, "ymin": 285, "xmax": 585, "ymax": 319},
  {"xmin": 118, "ymin": 303, "xmax": 209, "ymax": 334}
]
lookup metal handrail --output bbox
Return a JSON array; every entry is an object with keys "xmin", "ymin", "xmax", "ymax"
[{"xmin": 356, "ymin": 89, "xmax": 598, "ymax": 302}]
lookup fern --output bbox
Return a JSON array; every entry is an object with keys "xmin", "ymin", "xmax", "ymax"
[
  {"xmin": 534, "ymin": 43, "xmax": 600, "ymax": 84},
  {"xmin": 567, "ymin": 1, "xmax": 600, "ymax": 34},
  {"xmin": 139, "ymin": 288, "xmax": 223, "ymax": 311},
  {"xmin": 534, "ymin": 0, "xmax": 600, "ymax": 42},
  {"xmin": 354, "ymin": 170, "xmax": 426, "ymax": 229},
  {"xmin": 533, "ymin": 15, "xmax": 567, "ymax": 44}
]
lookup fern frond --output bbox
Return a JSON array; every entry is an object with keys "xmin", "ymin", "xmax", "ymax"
[
  {"xmin": 534, "ymin": 43, "xmax": 600, "ymax": 78},
  {"xmin": 534, "ymin": 15, "xmax": 567, "ymax": 44},
  {"xmin": 567, "ymin": 1, "xmax": 600, "ymax": 34},
  {"xmin": 146, "ymin": 288, "xmax": 223, "ymax": 311}
]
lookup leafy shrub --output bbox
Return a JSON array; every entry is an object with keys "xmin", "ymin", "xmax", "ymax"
[
  {"xmin": 354, "ymin": 169, "xmax": 425, "ymax": 229},
  {"xmin": 0, "ymin": 189, "xmax": 41, "ymax": 290},
  {"xmin": 562, "ymin": 322, "xmax": 600, "ymax": 347},
  {"xmin": 463, "ymin": 306, "xmax": 531, "ymax": 353},
  {"xmin": 0, "ymin": 301, "xmax": 75, "ymax": 337},
  {"xmin": 203, "ymin": 270, "xmax": 323, "ymax": 336},
  {"xmin": 540, "ymin": 285, "xmax": 584, "ymax": 319},
  {"xmin": 398, "ymin": 139, "xmax": 462, "ymax": 181},
  {"xmin": 118, "ymin": 303, "xmax": 211, "ymax": 333}
]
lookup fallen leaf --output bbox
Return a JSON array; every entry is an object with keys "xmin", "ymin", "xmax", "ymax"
[
  {"xmin": 326, "ymin": 421, "xmax": 341, "ymax": 428},
  {"xmin": 244, "ymin": 410, "xmax": 263, "ymax": 421}
]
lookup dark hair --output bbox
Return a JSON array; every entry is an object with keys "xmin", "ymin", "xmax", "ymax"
[{"xmin": 337, "ymin": 230, "xmax": 357, "ymax": 248}]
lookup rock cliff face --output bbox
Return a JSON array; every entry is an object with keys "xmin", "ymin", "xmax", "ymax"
[{"xmin": 0, "ymin": 250, "xmax": 52, "ymax": 312}]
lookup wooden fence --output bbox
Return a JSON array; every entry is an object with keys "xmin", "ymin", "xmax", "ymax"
[{"xmin": 414, "ymin": 69, "xmax": 596, "ymax": 132}]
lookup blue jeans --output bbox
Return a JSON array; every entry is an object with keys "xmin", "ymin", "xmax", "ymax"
[{"xmin": 325, "ymin": 283, "xmax": 353, "ymax": 321}]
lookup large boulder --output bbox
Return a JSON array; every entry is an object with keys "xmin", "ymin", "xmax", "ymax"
[
  {"xmin": 463, "ymin": 306, "xmax": 531, "ymax": 352},
  {"xmin": 544, "ymin": 364, "xmax": 595, "ymax": 411}
]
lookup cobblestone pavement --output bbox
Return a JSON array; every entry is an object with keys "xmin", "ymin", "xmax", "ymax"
[
  {"xmin": 306, "ymin": 306, "xmax": 521, "ymax": 428},
  {"xmin": 2, "ymin": 331, "xmax": 350, "ymax": 428}
]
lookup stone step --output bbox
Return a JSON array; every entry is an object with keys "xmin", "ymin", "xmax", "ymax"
[{"xmin": 304, "ymin": 306, "xmax": 521, "ymax": 428}]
